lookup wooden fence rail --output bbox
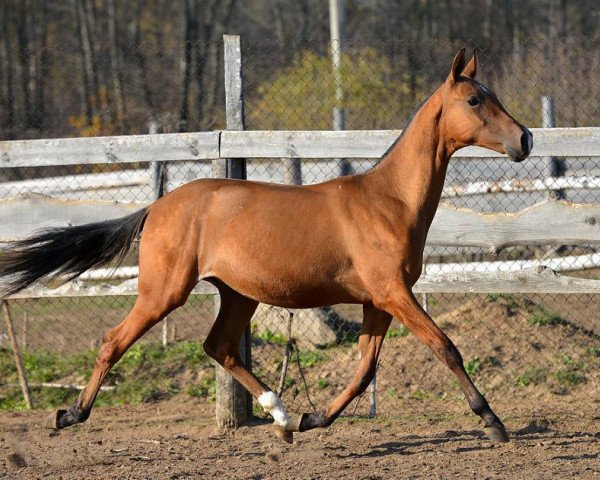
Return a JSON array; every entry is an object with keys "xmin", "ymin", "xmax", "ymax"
[{"xmin": 1, "ymin": 127, "xmax": 599, "ymax": 169}]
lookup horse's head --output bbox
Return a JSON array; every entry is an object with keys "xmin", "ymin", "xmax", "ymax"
[{"xmin": 441, "ymin": 49, "xmax": 532, "ymax": 162}]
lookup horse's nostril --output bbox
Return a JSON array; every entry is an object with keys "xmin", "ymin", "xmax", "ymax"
[{"xmin": 520, "ymin": 128, "xmax": 533, "ymax": 155}]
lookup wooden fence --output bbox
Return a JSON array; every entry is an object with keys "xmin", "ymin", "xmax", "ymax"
[{"xmin": 2, "ymin": 35, "xmax": 600, "ymax": 425}]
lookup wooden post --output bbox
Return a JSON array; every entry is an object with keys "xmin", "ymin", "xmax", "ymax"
[
  {"xmin": 542, "ymin": 96, "xmax": 565, "ymax": 198},
  {"xmin": 215, "ymin": 34, "xmax": 251, "ymax": 429},
  {"xmin": 368, "ymin": 374, "xmax": 377, "ymax": 418},
  {"xmin": 2, "ymin": 301, "xmax": 33, "ymax": 410},
  {"xmin": 162, "ymin": 316, "xmax": 168, "ymax": 347}
]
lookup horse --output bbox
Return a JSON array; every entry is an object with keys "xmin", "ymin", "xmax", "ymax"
[{"xmin": 0, "ymin": 49, "xmax": 532, "ymax": 444}]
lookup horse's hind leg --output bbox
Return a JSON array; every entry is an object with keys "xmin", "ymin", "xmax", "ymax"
[
  {"xmin": 47, "ymin": 288, "xmax": 191, "ymax": 429},
  {"xmin": 46, "ymin": 231, "xmax": 198, "ymax": 429},
  {"xmin": 203, "ymin": 284, "xmax": 295, "ymax": 442},
  {"xmin": 289, "ymin": 303, "xmax": 392, "ymax": 432}
]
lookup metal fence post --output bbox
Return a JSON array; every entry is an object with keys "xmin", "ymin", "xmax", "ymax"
[
  {"xmin": 542, "ymin": 96, "xmax": 565, "ymax": 199},
  {"xmin": 329, "ymin": 0, "xmax": 352, "ymax": 177},
  {"xmin": 215, "ymin": 34, "xmax": 251, "ymax": 429}
]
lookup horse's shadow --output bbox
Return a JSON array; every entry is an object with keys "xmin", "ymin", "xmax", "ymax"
[{"xmin": 334, "ymin": 427, "xmax": 597, "ymax": 459}]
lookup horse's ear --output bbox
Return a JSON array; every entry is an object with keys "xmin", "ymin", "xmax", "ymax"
[
  {"xmin": 447, "ymin": 48, "xmax": 466, "ymax": 83},
  {"xmin": 462, "ymin": 49, "xmax": 477, "ymax": 79}
]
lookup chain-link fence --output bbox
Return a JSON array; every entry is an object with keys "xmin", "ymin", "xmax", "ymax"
[{"xmin": 1, "ymin": 37, "xmax": 598, "ymax": 422}]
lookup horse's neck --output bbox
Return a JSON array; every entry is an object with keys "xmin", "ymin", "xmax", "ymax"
[{"xmin": 372, "ymin": 89, "xmax": 451, "ymax": 225}]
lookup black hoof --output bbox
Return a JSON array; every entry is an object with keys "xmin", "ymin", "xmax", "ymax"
[
  {"xmin": 298, "ymin": 412, "xmax": 329, "ymax": 432},
  {"xmin": 45, "ymin": 409, "xmax": 67, "ymax": 430},
  {"xmin": 45, "ymin": 405, "xmax": 89, "ymax": 430},
  {"xmin": 484, "ymin": 424, "xmax": 510, "ymax": 443}
]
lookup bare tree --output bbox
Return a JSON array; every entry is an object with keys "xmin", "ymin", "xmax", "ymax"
[
  {"xmin": 1, "ymin": 1, "xmax": 16, "ymax": 130},
  {"xmin": 107, "ymin": 0, "xmax": 125, "ymax": 129}
]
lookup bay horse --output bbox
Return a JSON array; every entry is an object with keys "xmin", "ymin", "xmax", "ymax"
[{"xmin": 0, "ymin": 49, "xmax": 532, "ymax": 444}]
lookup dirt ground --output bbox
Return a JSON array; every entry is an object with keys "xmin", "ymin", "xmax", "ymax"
[{"xmin": 1, "ymin": 398, "xmax": 598, "ymax": 480}]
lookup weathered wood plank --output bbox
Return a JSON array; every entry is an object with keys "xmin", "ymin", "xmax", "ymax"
[
  {"xmin": 442, "ymin": 175, "xmax": 600, "ymax": 198},
  {"xmin": 7, "ymin": 278, "xmax": 218, "ymax": 299},
  {"xmin": 0, "ymin": 132, "xmax": 220, "ymax": 168},
  {"xmin": 77, "ymin": 252, "xmax": 600, "ymax": 282},
  {"xmin": 429, "ymin": 200, "xmax": 600, "ymax": 248},
  {"xmin": 7, "ymin": 266, "xmax": 600, "ymax": 298},
  {"xmin": 0, "ymin": 196, "xmax": 146, "ymax": 242},
  {"xmin": 0, "ymin": 128, "xmax": 598, "ymax": 168},
  {"xmin": 220, "ymin": 128, "xmax": 600, "ymax": 159},
  {"xmin": 0, "ymin": 170, "xmax": 150, "ymax": 199},
  {"xmin": 413, "ymin": 266, "xmax": 600, "ymax": 294},
  {"xmin": 4, "ymin": 197, "xmax": 600, "ymax": 250}
]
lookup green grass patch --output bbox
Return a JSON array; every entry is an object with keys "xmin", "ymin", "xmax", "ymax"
[
  {"xmin": 0, "ymin": 341, "xmax": 212, "ymax": 410},
  {"xmin": 290, "ymin": 350, "xmax": 327, "ymax": 368},
  {"xmin": 186, "ymin": 375, "xmax": 216, "ymax": 401},
  {"xmin": 464, "ymin": 357, "xmax": 482, "ymax": 376},
  {"xmin": 527, "ymin": 306, "xmax": 563, "ymax": 327},
  {"xmin": 385, "ymin": 325, "xmax": 410, "ymax": 339},
  {"xmin": 553, "ymin": 354, "xmax": 587, "ymax": 387},
  {"xmin": 252, "ymin": 327, "xmax": 288, "ymax": 346},
  {"xmin": 464, "ymin": 356, "xmax": 500, "ymax": 377},
  {"xmin": 317, "ymin": 378, "xmax": 329, "ymax": 390},
  {"xmin": 516, "ymin": 366, "xmax": 547, "ymax": 387}
]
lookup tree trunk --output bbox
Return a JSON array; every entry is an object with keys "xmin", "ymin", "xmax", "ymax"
[
  {"xmin": 195, "ymin": 0, "xmax": 235, "ymax": 130},
  {"xmin": 32, "ymin": 0, "xmax": 49, "ymax": 130},
  {"xmin": 1, "ymin": 2, "xmax": 15, "ymax": 129},
  {"xmin": 178, "ymin": 0, "xmax": 197, "ymax": 132},
  {"xmin": 107, "ymin": 0, "xmax": 125, "ymax": 129},
  {"xmin": 16, "ymin": 0, "xmax": 33, "ymax": 128},
  {"xmin": 133, "ymin": 0, "xmax": 155, "ymax": 112},
  {"xmin": 72, "ymin": 0, "xmax": 95, "ymax": 122}
]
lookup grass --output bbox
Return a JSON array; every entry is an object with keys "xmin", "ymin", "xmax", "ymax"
[
  {"xmin": 186, "ymin": 375, "xmax": 216, "ymax": 400},
  {"xmin": 385, "ymin": 325, "xmax": 410, "ymax": 339},
  {"xmin": 553, "ymin": 354, "xmax": 587, "ymax": 387},
  {"xmin": 252, "ymin": 327, "xmax": 288, "ymax": 346},
  {"xmin": 516, "ymin": 366, "xmax": 547, "ymax": 387},
  {"xmin": 316, "ymin": 378, "xmax": 329, "ymax": 390},
  {"xmin": 0, "ymin": 341, "xmax": 214, "ymax": 410},
  {"xmin": 527, "ymin": 306, "xmax": 563, "ymax": 327},
  {"xmin": 464, "ymin": 356, "xmax": 500, "ymax": 377},
  {"xmin": 290, "ymin": 350, "xmax": 327, "ymax": 369}
]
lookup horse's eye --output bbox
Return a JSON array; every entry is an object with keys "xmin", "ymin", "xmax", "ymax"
[{"xmin": 468, "ymin": 96, "xmax": 480, "ymax": 107}]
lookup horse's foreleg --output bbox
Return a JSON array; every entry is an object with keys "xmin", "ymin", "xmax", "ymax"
[
  {"xmin": 375, "ymin": 286, "xmax": 509, "ymax": 442},
  {"xmin": 204, "ymin": 285, "xmax": 298, "ymax": 442},
  {"xmin": 289, "ymin": 304, "xmax": 392, "ymax": 432}
]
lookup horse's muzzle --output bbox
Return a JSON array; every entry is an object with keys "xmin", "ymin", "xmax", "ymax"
[{"xmin": 506, "ymin": 127, "xmax": 533, "ymax": 162}]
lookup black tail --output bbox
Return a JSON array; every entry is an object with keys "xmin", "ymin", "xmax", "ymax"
[{"xmin": 0, "ymin": 209, "xmax": 148, "ymax": 298}]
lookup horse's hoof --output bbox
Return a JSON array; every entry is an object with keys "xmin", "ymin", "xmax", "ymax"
[
  {"xmin": 285, "ymin": 414, "xmax": 304, "ymax": 432},
  {"xmin": 45, "ymin": 409, "xmax": 67, "ymax": 430},
  {"xmin": 273, "ymin": 425, "xmax": 294, "ymax": 444},
  {"xmin": 484, "ymin": 425, "xmax": 510, "ymax": 443}
]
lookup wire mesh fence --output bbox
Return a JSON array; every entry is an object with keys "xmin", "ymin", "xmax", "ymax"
[{"xmin": 0, "ymin": 36, "xmax": 599, "ymax": 421}]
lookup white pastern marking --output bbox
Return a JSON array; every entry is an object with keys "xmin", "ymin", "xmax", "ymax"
[{"xmin": 258, "ymin": 391, "xmax": 290, "ymax": 427}]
